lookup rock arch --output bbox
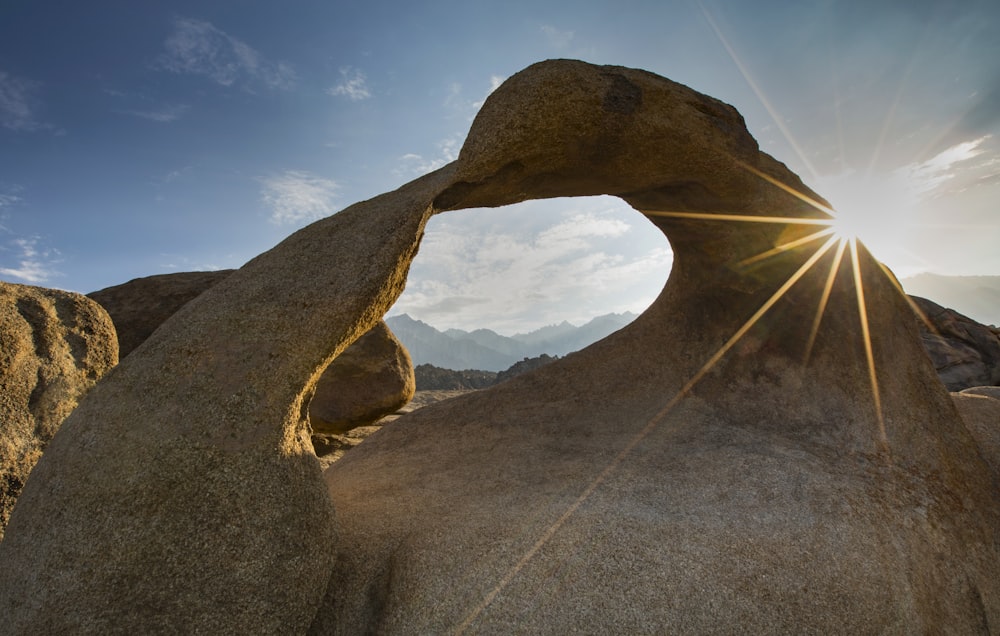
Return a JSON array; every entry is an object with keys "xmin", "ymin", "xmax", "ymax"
[{"xmin": 1, "ymin": 60, "xmax": 997, "ymax": 633}]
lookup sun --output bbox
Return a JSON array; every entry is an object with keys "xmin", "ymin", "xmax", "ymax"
[{"xmin": 819, "ymin": 172, "xmax": 918, "ymax": 270}]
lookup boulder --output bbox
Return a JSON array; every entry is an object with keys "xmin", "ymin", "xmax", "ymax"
[
  {"xmin": 308, "ymin": 321, "xmax": 414, "ymax": 434},
  {"xmin": 912, "ymin": 295, "xmax": 1000, "ymax": 390},
  {"xmin": 88, "ymin": 270, "xmax": 234, "ymax": 358},
  {"xmin": 952, "ymin": 390, "xmax": 1000, "ymax": 483},
  {"xmin": 90, "ymin": 271, "xmax": 413, "ymax": 436},
  {"xmin": 1, "ymin": 60, "xmax": 998, "ymax": 634},
  {"xmin": 0, "ymin": 282, "xmax": 117, "ymax": 540}
]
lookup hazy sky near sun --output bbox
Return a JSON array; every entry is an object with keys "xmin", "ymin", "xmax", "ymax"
[{"xmin": 1, "ymin": 0, "xmax": 998, "ymax": 333}]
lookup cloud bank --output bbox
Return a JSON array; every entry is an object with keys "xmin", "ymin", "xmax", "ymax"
[
  {"xmin": 392, "ymin": 199, "xmax": 671, "ymax": 333},
  {"xmin": 259, "ymin": 170, "xmax": 340, "ymax": 225}
]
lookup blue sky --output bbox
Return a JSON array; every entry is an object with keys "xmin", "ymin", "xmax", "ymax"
[{"xmin": 1, "ymin": 0, "xmax": 998, "ymax": 333}]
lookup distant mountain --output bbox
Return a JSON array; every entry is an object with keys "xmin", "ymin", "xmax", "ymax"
[
  {"xmin": 386, "ymin": 312, "xmax": 636, "ymax": 371},
  {"xmin": 901, "ymin": 274, "xmax": 1000, "ymax": 327}
]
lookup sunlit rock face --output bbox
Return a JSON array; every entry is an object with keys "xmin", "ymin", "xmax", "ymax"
[
  {"xmin": 0, "ymin": 60, "xmax": 997, "ymax": 634},
  {"xmin": 0, "ymin": 283, "xmax": 118, "ymax": 542},
  {"xmin": 89, "ymin": 271, "xmax": 415, "ymax": 436}
]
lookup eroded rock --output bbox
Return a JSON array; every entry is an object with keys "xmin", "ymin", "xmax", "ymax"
[
  {"xmin": 0, "ymin": 282, "xmax": 117, "ymax": 540},
  {"xmin": 88, "ymin": 270, "xmax": 235, "ymax": 358},
  {"xmin": 90, "ymin": 271, "xmax": 414, "ymax": 438},
  {"xmin": 308, "ymin": 321, "xmax": 414, "ymax": 435},
  {"xmin": 912, "ymin": 295, "xmax": 1000, "ymax": 390},
  {"xmin": 1, "ymin": 60, "xmax": 997, "ymax": 634}
]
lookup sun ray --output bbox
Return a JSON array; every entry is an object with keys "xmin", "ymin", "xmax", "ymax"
[
  {"xmin": 734, "ymin": 160, "xmax": 837, "ymax": 216},
  {"xmin": 454, "ymin": 231, "xmax": 840, "ymax": 633},
  {"xmin": 644, "ymin": 210, "xmax": 833, "ymax": 225},
  {"xmin": 804, "ymin": 238, "xmax": 849, "ymax": 364},
  {"xmin": 874, "ymin": 258, "xmax": 939, "ymax": 335},
  {"xmin": 738, "ymin": 227, "xmax": 836, "ymax": 268},
  {"xmin": 849, "ymin": 238, "xmax": 888, "ymax": 452},
  {"xmin": 698, "ymin": 2, "xmax": 819, "ymax": 181}
]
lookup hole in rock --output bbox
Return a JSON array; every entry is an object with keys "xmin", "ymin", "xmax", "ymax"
[{"xmin": 310, "ymin": 196, "xmax": 673, "ymax": 467}]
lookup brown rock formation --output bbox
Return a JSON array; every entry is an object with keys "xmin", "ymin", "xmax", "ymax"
[
  {"xmin": 952, "ymin": 390, "xmax": 1000, "ymax": 483},
  {"xmin": 912, "ymin": 295, "xmax": 1000, "ymax": 390},
  {"xmin": 1, "ymin": 60, "xmax": 997, "ymax": 634},
  {"xmin": 308, "ymin": 321, "xmax": 414, "ymax": 434},
  {"xmin": 90, "ymin": 271, "xmax": 414, "ymax": 436},
  {"xmin": 0, "ymin": 282, "xmax": 117, "ymax": 541},
  {"xmin": 88, "ymin": 270, "xmax": 235, "ymax": 358}
]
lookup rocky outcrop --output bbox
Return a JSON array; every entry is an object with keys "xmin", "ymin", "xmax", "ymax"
[
  {"xmin": 1, "ymin": 60, "xmax": 998, "ymax": 634},
  {"xmin": 912, "ymin": 295, "xmax": 1000, "ymax": 390},
  {"xmin": 0, "ymin": 282, "xmax": 117, "ymax": 541},
  {"xmin": 952, "ymin": 389, "xmax": 1000, "ymax": 483},
  {"xmin": 308, "ymin": 321, "xmax": 414, "ymax": 434},
  {"xmin": 91, "ymin": 271, "xmax": 414, "ymax": 437},
  {"xmin": 88, "ymin": 270, "xmax": 235, "ymax": 358}
]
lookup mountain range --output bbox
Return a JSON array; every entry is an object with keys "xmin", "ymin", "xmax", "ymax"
[
  {"xmin": 901, "ymin": 274, "xmax": 1000, "ymax": 327},
  {"xmin": 385, "ymin": 312, "xmax": 637, "ymax": 371}
]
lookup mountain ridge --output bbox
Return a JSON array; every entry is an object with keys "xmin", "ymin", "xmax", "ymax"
[{"xmin": 385, "ymin": 312, "xmax": 636, "ymax": 371}]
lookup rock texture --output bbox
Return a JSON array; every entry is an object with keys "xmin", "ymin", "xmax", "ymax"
[
  {"xmin": 913, "ymin": 295, "xmax": 1000, "ymax": 390},
  {"xmin": 88, "ymin": 270, "xmax": 234, "ymax": 358},
  {"xmin": 952, "ymin": 389, "xmax": 1000, "ymax": 483},
  {"xmin": 90, "ymin": 271, "xmax": 414, "ymax": 436},
  {"xmin": 308, "ymin": 321, "xmax": 414, "ymax": 434},
  {"xmin": 0, "ymin": 282, "xmax": 118, "ymax": 541},
  {"xmin": 1, "ymin": 60, "xmax": 998, "ymax": 634}
]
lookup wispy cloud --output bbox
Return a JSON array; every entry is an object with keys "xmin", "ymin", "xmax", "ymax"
[
  {"xmin": 0, "ymin": 237, "xmax": 62, "ymax": 284},
  {"xmin": 541, "ymin": 25, "xmax": 574, "ymax": 49},
  {"xmin": 259, "ymin": 170, "xmax": 340, "ymax": 225},
  {"xmin": 471, "ymin": 75, "xmax": 506, "ymax": 110},
  {"xmin": 156, "ymin": 17, "xmax": 296, "ymax": 90},
  {"xmin": 393, "ymin": 200, "xmax": 671, "ymax": 333},
  {"xmin": 0, "ymin": 70, "xmax": 45, "ymax": 131},
  {"xmin": 445, "ymin": 75, "xmax": 507, "ymax": 115},
  {"xmin": 397, "ymin": 135, "xmax": 462, "ymax": 176},
  {"xmin": 328, "ymin": 67, "xmax": 371, "ymax": 101},
  {"xmin": 903, "ymin": 135, "xmax": 996, "ymax": 197},
  {"xmin": 0, "ymin": 190, "xmax": 22, "ymax": 211},
  {"xmin": 120, "ymin": 103, "xmax": 190, "ymax": 123}
]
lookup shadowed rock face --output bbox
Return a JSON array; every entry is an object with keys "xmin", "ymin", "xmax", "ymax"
[{"xmin": 1, "ymin": 60, "xmax": 997, "ymax": 634}]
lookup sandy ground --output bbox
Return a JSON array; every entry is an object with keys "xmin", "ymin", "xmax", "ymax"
[{"xmin": 313, "ymin": 389, "xmax": 476, "ymax": 469}]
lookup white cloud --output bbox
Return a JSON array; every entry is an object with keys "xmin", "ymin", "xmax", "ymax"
[
  {"xmin": 157, "ymin": 18, "xmax": 296, "ymax": 90},
  {"xmin": 0, "ymin": 191, "xmax": 22, "ymax": 210},
  {"xmin": 0, "ymin": 237, "xmax": 62, "ymax": 284},
  {"xmin": 471, "ymin": 75, "xmax": 506, "ymax": 110},
  {"xmin": 120, "ymin": 103, "xmax": 190, "ymax": 123},
  {"xmin": 259, "ymin": 170, "xmax": 340, "ymax": 225},
  {"xmin": 902, "ymin": 135, "xmax": 994, "ymax": 197},
  {"xmin": 392, "ymin": 200, "xmax": 671, "ymax": 333},
  {"xmin": 541, "ymin": 25, "xmax": 574, "ymax": 49},
  {"xmin": 328, "ymin": 67, "xmax": 371, "ymax": 101},
  {"xmin": 397, "ymin": 136, "xmax": 462, "ymax": 176},
  {"xmin": 0, "ymin": 70, "xmax": 44, "ymax": 131}
]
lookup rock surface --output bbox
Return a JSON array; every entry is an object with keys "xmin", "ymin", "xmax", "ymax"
[
  {"xmin": 952, "ymin": 390, "xmax": 1000, "ymax": 483},
  {"xmin": 308, "ymin": 320, "xmax": 414, "ymax": 434},
  {"xmin": 90, "ymin": 271, "xmax": 414, "ymax": 436},
  {"xmin": 912, "ymin": 295, "xmax": 1000, "ymax": 390},
  {"xmin": 0, "ymin": 282, "xmax": 118, "ymax": 541},
  {"xmin": 88, "ymin": 270, "xmax": 234, "ymax": 358},
  {"xmin": 1, "ymin": 60, "xmax": 998, "ymax": 634}
]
